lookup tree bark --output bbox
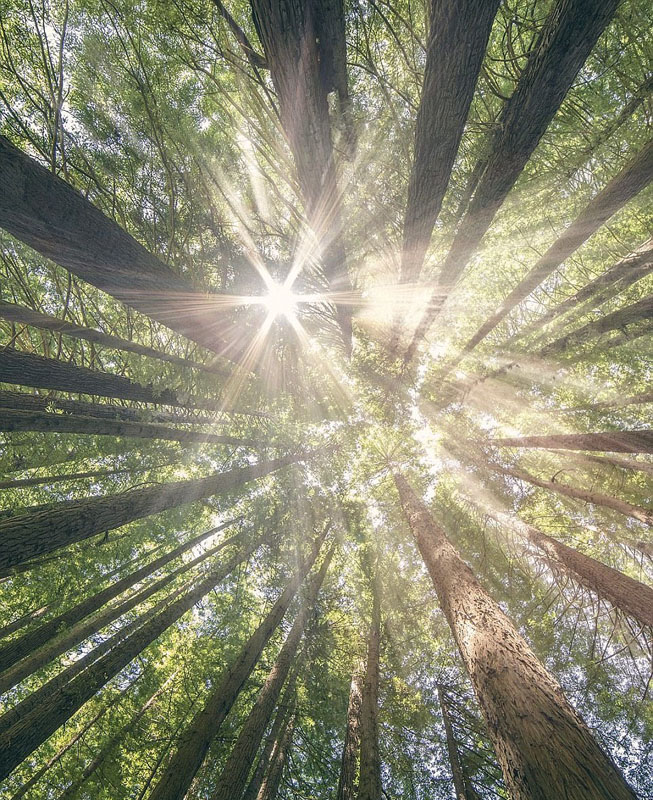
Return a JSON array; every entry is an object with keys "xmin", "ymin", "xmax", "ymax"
[
  {"xmin": 438, "ymin": 685, "xmax": 482, "ymax": 800},
  {"xmin": 0, "ymin": 407, "xmax": 256, "ymax": 447},
  {"xmin": 393, "ymin": 471, "xmax": 637, "ymax": 800},
  {"xmin": 0, "ymin": 526, "xmax": 244, "ymax": 694},
  {"xmin": 0, "ymin": 300, "xmax": 228, "ymax": 375},
  {"xmin": 0, "ymin": 450, "xmax": 308, "ymax": 570},
  {"xmin": 0, "ymin": 534, "xmax": 258, "ymax": 779},
  {"xmin": 210, "ymin": 544, "xmax": 334, "ymax": 800},
  {"xmin": 490, "ymin": 511, "xmax": 653, "ymax": 628},
  {"xmin": 0, "ymin": 135, "xmax": 238, "ymax": 358},
  {"xmin": 405, "ymin": 0, "xmax": 623, "ymax": 361},
  {"xmin": 492, "ymin": 430, "xmax": 653, "ymax": 454},
  {"xmin": 256, "ymin": 712, "xmax": 295, "ymax": 800},
  {"xmin": 0, "ymin": 466, "xmax": 134, "ymax": 490},
  {"xmin": 399, "ymin": 0, "xmax": 500, "ymax": 284},
  {"xmin": 242, "ymin": 694, "xmax": 295, "ymax": 800},
  {"xmin": 0, "ymin": 606, "xmax": 49, "ymax": 641},
  {"xmin": 336, "ymin": 666, "xmax": 364, "ymax": 800},
  {"xmin": 357, "ymin": 581, "xmax": 382, "ymax": 800},
  {"xmin": 147, "ymin": 528, "xmax": 327, "ymax": 800},
  {"xmin": 493, "ymin": 463, "xmax": 653, "ymax": 526}
]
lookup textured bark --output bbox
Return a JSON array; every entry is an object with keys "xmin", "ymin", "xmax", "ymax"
[
  {"xmin": 493, "ymin": 430, "xmax": 653, "ymax": 454},
  {"xmin": 0, "ymin": 135, "xmax": 237, "ymax": 358},
  {"xmin": 494, "ymin": 464, "xmax": 653, "ymax": 526},
  {"xmin": 147, "ymin": 529, "xmax": 327, "ymax": 800},
  {"xmin": 393, "ymin": 472, "xmax": 636, "ymax": 800},
  {"xmin": 242, "ymin": 696, "xmax": 295, "ymax": 800},
  {"xmin": 0, "ymin": 525, "xmax": 243, "ymax": 692},
  {"xmin": 0, "ymin": 389, "xmax": 244, "ymax": 424},
  {"xmin": 539, "ymin": 294, "xmax": 653, "ymax": 357},
  {"xmin": 250, "ymin": 0, "xmax": 353, "ymax": 348},
  {"xmin": 336, "ymin": 666, "xmax": 364, "ymax": 800},
  {"xmin": 357, "ymin": 583, "xmax": 381, "ymax": 800},
  {"xmin": 257, "ymin": 713, "xmax": 295, "ymax": 800},
  {"xmin": 0, "ymin": 300, "xmax": 228, "ymax": 375},
  {"xmin": 0, "ymin": 536, "xmax": 257, "ymax": 779},
  {"xmin": 210, "ymin": 544, "xmax": 334, "ymax": 800},
  {"xmin": 438, "ymin": 685, "xmax": 481, "ymax": 800},
  {"xmin": 0, "ymin": 466, "xmax": 133, "ymax": 490},
  {"xmin": 0, "ymin": 451, "xmax": 305, "ymax": 570},
  {"xmin": 452, "ymin": 141, "xmax": 653, "ymax": 360},
  {"xmin": 0, "ymin": 407, "xmax": 256, "ymax": 447},
  {"xmin": 491, "ymin": 512, "xmax": 653, "ymax": 628},
  {"xmin": 405, "ymin": 0, "xmax": 622, "ymax": 361},
  {"xmin": 399, "ymin": 0, "xmax": 500, "ymax": 283}
]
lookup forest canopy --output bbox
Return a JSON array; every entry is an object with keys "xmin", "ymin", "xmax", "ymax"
[{"xmin": 0, "ymin": 0, "xmax": 652, "ymax": 798}]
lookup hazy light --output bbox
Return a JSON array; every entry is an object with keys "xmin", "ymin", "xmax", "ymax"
[{"xmin": 262, "ymin": 282, "xmax": 299, "ymax": 320}]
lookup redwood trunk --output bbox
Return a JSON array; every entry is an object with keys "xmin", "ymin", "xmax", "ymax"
[
  {"xmin": 0, "ymin": 451, "xmax": 306, "ymax": 570},
  {"xmin": 147, "ymin": 530, "xmax": 327, "ymax": 800},
  {"xmin": 393, "ymin": 472, "xmax": 636, "ymax": 800},
  {"xmin": 438, "ymin": 685, "xmax": 481, "ymax": 800},
  {"xmin": 242, "ymin": 698, "xmax": 295, "ymax": 800},
  {"xmin": 493, "ymin": 430, "xmax": 653, "ymax": 454},
  {"xmin": 336, "ymin": 666, "xmax": 364, "ymax": 800},
  {"xmin": 357, "ymin": 584, "xmax": 382, "ymax": 800},
  {"xmin": 257, "ymin": 713, "xmax": 295, "ymax": 800}
]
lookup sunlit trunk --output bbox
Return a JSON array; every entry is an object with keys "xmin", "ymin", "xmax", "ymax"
[
  {"xmin": 357, "ymin": 582, "xmax": 382, "ymax": 800},
  {"xmin": 336, "ymin": 665, "xmax": 364, "ymax": 800}
]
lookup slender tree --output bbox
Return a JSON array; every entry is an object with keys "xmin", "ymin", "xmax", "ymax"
[
  {"xmin": 256, "ymin": 712, "xmax": 296, "ymax": 800},
  {"xmin": 242, "ymin": 692, "xmax": 296, "ymax": 800},
  {"xmin": 357, "ymin": 578, "xmax": 382, "ymax": 800},
  {"xmin": 336, "ymin": 666, "xmax": 364, "ymax": 800},
  {"xmin": 437, "ymin": 685, "xmax": 482, "ymax": 800},
  {"xmin": 393, "ymin": 471, "xmax": 637, "ymax": 799},
  {"xmin": 492, "ymin": 430, "xmax": 653, "ymax": 454}
]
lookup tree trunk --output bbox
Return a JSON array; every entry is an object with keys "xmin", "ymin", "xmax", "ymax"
[
  {"xmin": 0, "ymin": 135, "xmax": 237, "ymax": 359},
  {"xmin": 336, "ymin": 666, "xmax": 364, "ymax": 800},
  {"xmin": 210, "ymin": 544, "xmax": 334, "ymax": 800},
  {"xmin": 438, "ymin": 685, "xmax": 482, "ymax": 800},
  {"xmin": 147, "ymin": 529, "xmax": 328, "ymax": 800},
  {"xmin": 450, "ymin": 140, "xmax": 653, "ymax": 361},
  {"xmin": 257, "ymin": 712, "xmax": 295, "ymax": 800},
  {"xmin": 0, "ymin": 450, "xmax": 308, "ymax": 570},
  {"xmin": 393, "ymin": 471, "xmax": 636, "ymax": 800},
  {"xmin": 250, "ymin": 0, "xmax": 354, "ymax": 348},
  {"xmin": 405, "ymin": 0, "xmax": 623, "ymax": 361},
  {"xmin": 0, "ymin": 525, "xmax": 244, "ymax": 693},
  {"xmin": 0, "ymin": 606, "xmax": 49, "ymax": 641},
  {"xmin": 492, "ymin": 430, "xmax": 653, "ymax": 454},
  {"xmin": 399, "ymin": 0, "xmax": 500, "ymax": 284},
  {"xmin": 0, "ymin": 407, "xmax": 256, "ymax": 447},
  {"xmin": 0, "ymin": 534, "xmax": 258, "ymax": 779},
  {"xmin": 0, "ymin": 300, "xmax": 228, "ymax": 376},
  {"xmin": 490, "ymin": 511, "xmax": 653, "ymax": 628},
  {"xmin": 357, "ymin": 581, "xmax": 382, "ymax": 800},
  {"xmin": 242, "ymin": 693, "xmax": 296, "ymax": 800},
  {"xmin": 493, "ymin": 463, "xmax": 653, "ymax": 526},
  {"xmin": 0, "ymin": 466, "xmax": 134, "ymax": 490}
]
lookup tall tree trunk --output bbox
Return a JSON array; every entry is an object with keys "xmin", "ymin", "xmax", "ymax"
[
  {"xmin": 250, "ymin": 0, "xmax": 354, "ymax": 348},
  {"xmin": 0, "ymin": 135, "xmax": 238, "ymax": 359},
  {"xmin": 398, "ymin": 0, "xmax": 500, "ymax": 284},
  {"xmin": 437, "ymin": 685, "xmax": 482, "ymax": 800},
  {"xmin": 0, "ymin": 408, "xmax": 256, "ymax": 447},
  {"xmin": 492, "ymin": 463, "xmax": 653, "ymax": 526},
  {"xmin": 0, "ymin": 465, "xmax": 134, "ymax": 490},
  {"xmin": 210, "ymin": 544, "xmax": 334, "ymax": 800},
  {"xmin": 0, "ymin": 300, "xmax": 228, "ymax": 375},
  {"xmin": 493, "ymin": 430, "xmax": 653, "ymax": 454},
  {"xmin": 0, "ymin": 534, "xmax": 258, "ymax": 779},
  {"xmin": 357, "ymin": 581, "xmax": 382, "ymax": 800},
  {"xmin": 405, "ymin": 0, "xmax": 623, "ymax": 361},
  {"xmin": 393, "ymin": 471, "xmax": 636, "ymax": 800},
  {"xmin": 257, "ymin": 712, "xmax": 296, "ymax": 800},
  {"xmin": 336, "ymin": 665, "xmax": 364, "ymax": 800},
  {"xmin": 147, "ymin": 529, "xmax": 328, "ymax": 800},
  {"xmin": 0, "ymin": 450, "xmax": 308, "ymax": 570},
  {"xmin": 0, "ymin": 526, "xmax": 244, "ymax": 693},
  {"xmin": 448, "ymin": 140, "xmax": 653, "ymax": 364},
  {"xmin": 490, "ymin": 511, "xmax": 653, "ymax": 628},
  {"xmin": 0, "ymin": 606, "xmax": 49, "ymax": 641}
]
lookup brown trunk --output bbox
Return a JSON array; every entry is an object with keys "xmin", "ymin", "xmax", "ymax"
[
  {"xmin": 0, "ymin": 606, "xmax": 49, "ymax": 641},
  {"xmin": 242, "ymin": 693, "xmax": 295, "ymax": 800},
  {"xmin": 405, "ymin": 0, "xmax": 623, "ymax": 361},
  {"xmin": 257, "ymin": 712, "xmax": 295, "ymax": 800},
  {"xmin": 493, "ymin": 430, "xmax": 653, "ymax": 454},
  {"xmin": 357, "ymin": 582, "xmax": 382, "ymax": 800},
  {"xmin": 494, "ymin": 463, "xmax": 652, "ymax": 526},
  {"xmin": 336, "ymin": 666, "xmax": 364, "ymax": 800},
  {"xmin": 0, "ymin": 526, "xmax": 244, "ymax": 693},
  {"xmin": 0, "ymin": 300, "xmax": 228, "ymax": 375},
  {"xmin": 147, "ymin": 529, "xmax": 327, "ymax": 800},
  {"xmin": 399, "ymin": 0, "xmax": 500, "ymax": 283},
  {"xmin": 0, "ymin": 534, "xmax": 258, "ymax": 779},
  {"xmin": 393, "ymin": 472, "xmax": 636, "ymax": 800},
  {"xmin": 0, "ymin": 135, "xmax": 238, "ymax": 359},
  {"xmin": 0, "ymin": 450, "xmax": 307, "ymax": 570},
  {"xmin": 0, "ymin": 466, "xmax": 134, "ymax": 490},
  {"xmin": 438, "ymin": 685, "xmax": 481, "ymax": 800},
  {"xmin": 0, "ymin": 407, "xmax": 256, "ymax": 447},
  {"xmin": 210, "ymin": 544, "xmax": 334, "ymax": 800},
  {"xmin": 491, "ymin": 511, "xmax": 653, "ymax": 628}
]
